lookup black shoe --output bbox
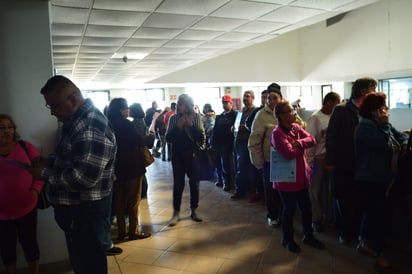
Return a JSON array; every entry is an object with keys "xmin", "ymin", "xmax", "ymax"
[
  {"xmin": 215, "ymin": 181, "xmax": 223, "ymax": 187},
  {"xmin": 223, "ymin": 185, "xmax": 230, "ymax": 192},
  {"xmin": 129, "ymin": 232, "xmax": 151, "ymax": 240},
  {"xmin": 106, "ymin": 246, "xmax": 123, "ymax": 256},
  {"xmin": 302, "ymin": 236, "xmax": 326, "ymax": 249},
  {"xmin": 230, "ymin": 193, "xmax": 244, "ymax": 199},
  {"xmin": 267, "ymin": 217, "xmax": 280, "ymax": 227},
  {"xmin": 282, "ymin": 240, "xmax": 301, "ymax": 253}
]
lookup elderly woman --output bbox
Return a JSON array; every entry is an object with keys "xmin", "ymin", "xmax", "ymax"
[
  {"xmin": 354, "ymin": 92, "xmax": 408, "ymax": 273},
  {"xmin": 271, "ymin": 101, "xmax": 324, "ymax": 253},
  {"xmin": 0, "ymin": 114, "xmax": 43, "ymax": 274},
  {"xmin": 165, "ymin": 94, "xmax": 206, "ymax": 226},
  {"xmin": 107, "ymin": 98, "xmax": 150, "ymax": 241}
]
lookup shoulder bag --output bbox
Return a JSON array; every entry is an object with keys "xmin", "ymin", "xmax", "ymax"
[{"xmin": 18, "ymin": 140, "xmax": 50, "ymax": 209}]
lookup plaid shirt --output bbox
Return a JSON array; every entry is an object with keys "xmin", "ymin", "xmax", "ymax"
[{"xmin": 41, "ymin": 99, "xmax": 117, "ymax": 205}]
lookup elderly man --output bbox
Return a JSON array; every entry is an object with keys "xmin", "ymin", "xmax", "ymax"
[
  {"xmin": 231, "ymin": 91, "xmax": 256, "ymax": 199},
  {"xmin": 39, "ymin": 75, "xmax": 118, "ymax": 274}
]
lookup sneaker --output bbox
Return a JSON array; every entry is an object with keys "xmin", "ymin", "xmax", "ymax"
[
  {"xmin": 268, "ymin": 217, "xmax": 280, "ymax": 227},
  {"xmin": 106, "ymin": 246, "xmax": 123, "ymax": 256},
  {"xmin": 338, "ymin": 235, "xmax": 348, "ymax": 245},
  {"xmin": 312, "ymin": 222, "xmax": 322, "ymax": 232},
  {"xmin": 215, "ymin": 181, "xmax": 223, "ymax": 187},
  {"xmin": 169, "ymin": 214, "xmax": 180, "ymax": 227},
  {"xmin": 302, "ymin": 236, "xmax": 326, "ymax": 250},
  {"xmin": 190, "ymin": 212, "xmax": 203, "ymax": 222},
  {"xmin": 248, "ymin": 192, "xmax": 262, "ymax": 203},
  {"xmin": 230, "ymin": 193, "xmax": 245, "ymax": 199},
  {"xmin": 282, "ymin": 240, "xmax": 301, "ymax": 253},
  {"xmin": 223, "ymin": 185, "xmax": 230, "ymax": 192},
  {"xmin": 356, "ymin": 241, "xmax": 378, "ymax": 257}
]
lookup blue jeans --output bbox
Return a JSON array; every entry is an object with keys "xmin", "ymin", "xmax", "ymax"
[
  {"xmin": 263, "ymin": 162, "xmax": 280, "ymax": 220},
  {"xmin": 234, "ymin": 140, "xmax": 252, "ymax": 195},
  {"xmin": 216, "ymin": 145, "xmax": 235, "ymax": 188},
  {"xmin": 54, "ymin": 194, "xmax": 111, "ymax": 274}
]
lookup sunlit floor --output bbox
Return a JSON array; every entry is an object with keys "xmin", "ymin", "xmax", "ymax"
[{"xmin": 30, "ymin": 159, "xmax": 412, "ymax": 273}]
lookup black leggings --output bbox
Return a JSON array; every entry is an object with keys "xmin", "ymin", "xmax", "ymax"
[{"xmin": 0, "ymin": 208, "xmax": 40, "ymax": 265}]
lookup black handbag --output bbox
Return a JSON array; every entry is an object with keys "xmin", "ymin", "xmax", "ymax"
[{"xmin": 192, "ymin": 148, "xmax": 217, "ymax": 181}]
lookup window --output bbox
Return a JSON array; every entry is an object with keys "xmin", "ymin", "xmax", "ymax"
[
  {"xmin": 380, "ymin": 77, "xmax": 412, "ymax": 109},
  {"xmin": 83, "ymin": 90, "xmax": 110, "ymax": 112},
  {"xmin": 186, "ymin": 87, "xmax": 222, "ymax": 113},
  {"xmin": 146, "ymin": 88, "xmax": 164, "ymax": 102}
]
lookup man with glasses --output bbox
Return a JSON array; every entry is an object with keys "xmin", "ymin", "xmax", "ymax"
[{"xmin": 36, "ymin": 75, "xmax": 119, "ymax": 273}]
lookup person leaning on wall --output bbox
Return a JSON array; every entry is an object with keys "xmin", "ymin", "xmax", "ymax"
[
  {"xmin": 35, "ymin": 75, "xmax": 117, "ymax": 274},
  {"xmin": 0, "ymin": 114, "xmax": 44, "ymax": 274}
]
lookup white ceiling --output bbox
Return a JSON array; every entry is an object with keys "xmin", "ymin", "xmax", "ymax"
[{"xmin": 51, "ymin": 0, "xmax": 379, "ymax": 88}]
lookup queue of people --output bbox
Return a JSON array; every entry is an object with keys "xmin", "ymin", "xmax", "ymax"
[{"xmin": 1, "ymin": 75, "xmax": 410, "ymax": 274}]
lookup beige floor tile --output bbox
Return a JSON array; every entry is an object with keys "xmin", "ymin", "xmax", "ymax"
[
  {"xmin": 152, "ymin": 251, "xmax": 194, "ymax": 270},
  {"xmin": 217, "ymin": 259, "xmax": 259, "ymax": 274},
  {"xmin": 183, "ymin": 254, "xmax": 225, "ymax": 273},
  {"xmin": 255, "ymin": 262, "xmax": 296, "ymax": 274},
  {"xmin": 121, "ymin": 246, "xmax": 164, "ymax": 265}
]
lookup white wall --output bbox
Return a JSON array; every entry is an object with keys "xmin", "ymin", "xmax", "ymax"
[
  {"xmin": 0, "ymin": 0, "xmax": 68, "ymax": 269},
  {"xmin": 152, "ymin": 0, "xmax": 412, "ymax": 84},
  {"xmin": 300, "ymin": 0, "xmax": 412, "ymax": 82},
  {"xmin": 151, "ymin": 31, "xmax": 301, "ymax": 84}
]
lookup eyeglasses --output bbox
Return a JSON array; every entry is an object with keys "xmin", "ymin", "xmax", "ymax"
[
  {"xmin": 283, "ymin": 109, "xmax": 297, "ymax": 115},
  {"xmin": 45, "ymin": 92, "xmax": 76, "ymax": 110},
  {"xmin": 0, "ymin": 126, "xmax": 14, "ymax": 132}
]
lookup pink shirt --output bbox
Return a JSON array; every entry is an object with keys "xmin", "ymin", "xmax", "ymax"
[{"xmin": 0, "ymin": 141, "xmax": 44, "ymax": 220}]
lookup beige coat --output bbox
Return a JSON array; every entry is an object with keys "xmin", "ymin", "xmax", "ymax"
[{"xmin": 248, "ymin": 104, "xmax": 277, "ymax": 170}]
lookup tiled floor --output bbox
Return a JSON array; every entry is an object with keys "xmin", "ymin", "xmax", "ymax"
[{"xmin": 32, "ymin": 159, "xmax": 412, "ymax": 273}]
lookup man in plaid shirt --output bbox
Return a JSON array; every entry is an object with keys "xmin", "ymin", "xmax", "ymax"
[{"xmin": 39, "ymin": 75, "xmax": 117, "ymax": 274}]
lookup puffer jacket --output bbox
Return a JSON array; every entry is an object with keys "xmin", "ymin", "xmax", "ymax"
[
  {"xmin": 248, "ymin": 104, "xmax": 277, "ymax": 170},
  {"xmin": 271, "ymin": 123, "xmax": 315, "ymax": 192}
]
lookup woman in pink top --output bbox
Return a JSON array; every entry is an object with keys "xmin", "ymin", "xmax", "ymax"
[
  {"xmin": 0, "ymin": 114, "xmax": 43, "ymax": 274},
  {"xmin": 271, "ymin": 101, "xmax": 324, "ymax": 253}
]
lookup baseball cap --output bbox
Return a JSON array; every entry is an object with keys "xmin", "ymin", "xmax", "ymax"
[{"xmin": 222, "ymin": 95, "xmax": 232, "ymax": 102}]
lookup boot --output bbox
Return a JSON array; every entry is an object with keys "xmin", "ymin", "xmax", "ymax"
[
  {"xmin": 169, "ymin": 210, "xmax": 180, "ymax": 226},
  {"xmin": 190, "ymin": 208, "xmax": 203, "ymax": 222}
]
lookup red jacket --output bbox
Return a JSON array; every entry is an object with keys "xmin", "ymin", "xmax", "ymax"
[{"xmin": 271, "ymin": 123, "xmax": 315, "ymax": 192}]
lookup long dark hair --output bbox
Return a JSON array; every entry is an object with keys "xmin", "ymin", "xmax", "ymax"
[
  {"xmin": 107, "ymin": 98, "xmax": 128, "ymax": 122},
  {"xmin": 129, "ymin": 103, "xmax": 145, "ymax": 119},
  {"xmin": 177, "ymin": 94, "xmax": 195, "ymax": 115}
]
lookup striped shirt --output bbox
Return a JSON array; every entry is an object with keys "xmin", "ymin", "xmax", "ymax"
[{"xmin": 41, "ymin": 99, "xmax": 117, "ymax": 205}]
